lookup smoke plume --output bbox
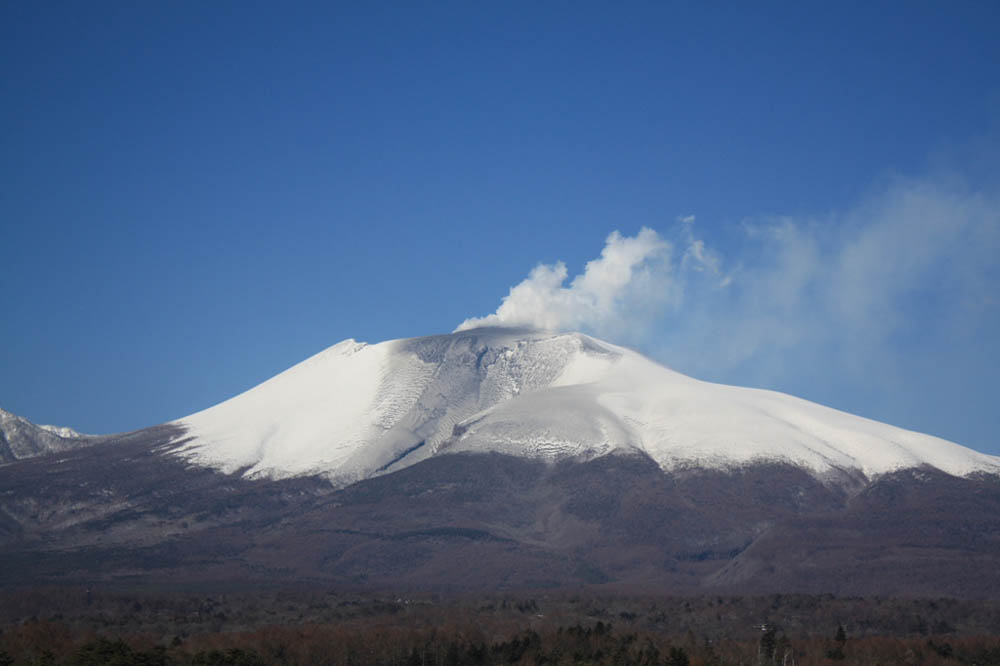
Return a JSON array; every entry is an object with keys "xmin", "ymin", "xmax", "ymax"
[{"xmin": 455, "ymin": 227, "xmax": 677, "ymax": 335}]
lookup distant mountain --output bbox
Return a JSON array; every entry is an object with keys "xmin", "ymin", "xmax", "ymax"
[
  {"xmin": 0, "ymin": 407, "xmax": 97, "ymax": 462},
  {"xmin": 2, "ymin": 328, "xmax": 999, "ymax": 597}
]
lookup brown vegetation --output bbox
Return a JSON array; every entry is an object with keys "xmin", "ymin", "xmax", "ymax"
[{"xmin": 2, "ymin": 590, "xmax": 1000, "ymax": 666}]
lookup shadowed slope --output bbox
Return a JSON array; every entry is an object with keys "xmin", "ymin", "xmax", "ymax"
[{"xmin": 3, "ymin": 434, "xmax": 999, "ymax": 597}]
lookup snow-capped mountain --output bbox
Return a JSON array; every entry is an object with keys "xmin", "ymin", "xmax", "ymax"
[
  {"xmin": 173, "ymin": 327, "xmax": 1000, "ymax": 485},
  {"xmin": 4, "ymin": 327, "xmax": 1000, "ymax": 597},
  {"xmin": 0, "ymin": 407, "xmax": 95, "ymax": 462}
]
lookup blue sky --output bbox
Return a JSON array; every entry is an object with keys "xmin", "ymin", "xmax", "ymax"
[{"xmin": 2, "ymin": 2, "xmax": 999, "ymax": 455}]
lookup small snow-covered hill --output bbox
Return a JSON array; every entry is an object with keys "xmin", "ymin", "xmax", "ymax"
[
  {"xmin": 0, "ymin": 407, "xmax": 95, "ymax": 462},
  {"xmin": 174, "ymin": 328, "xmax": 1000, "ymax": 484}
]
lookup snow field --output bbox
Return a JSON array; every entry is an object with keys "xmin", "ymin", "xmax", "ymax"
[{"xmin": 175, "ymin": 328, "xmax": 1000, "ymax": 483}]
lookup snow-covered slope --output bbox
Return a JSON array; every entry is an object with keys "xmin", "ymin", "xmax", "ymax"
[{"xmin": 174, "ymin": 328, "xmax": 1000, "ymax": 484}]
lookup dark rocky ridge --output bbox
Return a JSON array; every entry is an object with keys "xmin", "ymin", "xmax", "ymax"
[{"xmin": 2, "ymin": 422, "xmax": 999, "ymax": 598}]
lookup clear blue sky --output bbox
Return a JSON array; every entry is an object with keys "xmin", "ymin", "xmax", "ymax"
[{"xmin": 3, "ymin": 2, "xmax": 999, "ymax": 455}]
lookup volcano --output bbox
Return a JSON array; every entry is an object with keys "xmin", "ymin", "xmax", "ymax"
[{"xmin": 2, "ymin": 328, "xmax": 999, "ymax": 597}]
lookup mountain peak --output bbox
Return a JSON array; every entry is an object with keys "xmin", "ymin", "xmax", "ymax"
[{"xmin": 172, "ymin": 330, "xmax": 1000, "ymax": 485}]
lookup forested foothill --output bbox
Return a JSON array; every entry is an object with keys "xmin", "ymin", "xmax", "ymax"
[{"xmin": 2, "ymin": 589, "xmax": 1000, "ymax": 665}]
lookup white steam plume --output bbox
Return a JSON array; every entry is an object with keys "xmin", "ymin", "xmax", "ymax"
[
  {"xmin": 456, "ymin": 227, "xmax": 674, "ymax": 334},
  {"xmin": 452, "ymin": 164, "xmax": 999, "ymax": 453}
]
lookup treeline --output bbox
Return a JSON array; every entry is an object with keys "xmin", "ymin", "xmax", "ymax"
[
  {"xmin": 4, "ymin": 589, "xmax": 1000, "ymax": 642},
  {"xmin": 2, "ymin": 619, "xmax": 1000, "ymax": 666}
]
